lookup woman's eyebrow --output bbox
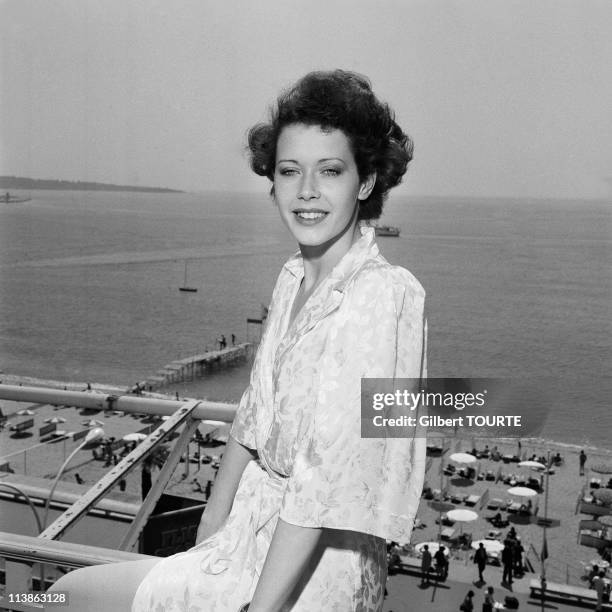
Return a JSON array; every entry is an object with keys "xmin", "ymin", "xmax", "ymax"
[
  {"xmin": 318, "ymin": 157, "xmax": 345, "ymax": 164},
  {"xmin": 276, "ymin": 157, "xmax": 346, "ymax": 166},
  {"xmin": 276, "ymin": 157, "xmax": 346, "ymax": 164}
]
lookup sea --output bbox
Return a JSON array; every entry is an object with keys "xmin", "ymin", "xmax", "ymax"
[{"xmin": 0, "ymin": 190, "xmax": 610, "ymax": 451}]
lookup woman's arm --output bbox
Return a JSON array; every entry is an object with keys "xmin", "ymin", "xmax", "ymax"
[
  {"xmin": 248, "ymin": 518, "xmax": 322, "ymax": 612},
  {"xmin": 196, "ymin": 435, "xmax": 256, "ymax": 543}
]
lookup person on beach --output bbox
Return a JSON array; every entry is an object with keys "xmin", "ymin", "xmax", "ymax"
[
  {"xmin": 593, "ymin": 570, "xmax": 606, "ymax": 611},
  {"xmin": 513, "ymin": 536, "xmax": 524, "ymax": 575},
  {"xmin": 460, "ymin": 589, "xmax": 475, "ymax": 612},
  {"xmin": 474, "ymin": 542, "xmax": 488, "ymax": 583},
  {"xmin": 51, "ymin": 70, "xmax": 427, "ymax": 612},
  {"xmin": 435, "ymin": 546, "xmax": 449, "ymax": 580},
  {"xmin": 580, "ymin": 449, "xmax": 587, "ymax": 475},
  {"xmin": 421, "ymin": 544, "xmax": 432, "ymax": 586},
  {"xmin": 588, "ymin": 563, "xmax": 600, "ymax": 587},
  {"xmin": 482, "ymin": 586, "xmax": 496, "ymax": 612},
  {"xmin": 501, "ymin": 540, "xmax": 514, "ymax": 585}
]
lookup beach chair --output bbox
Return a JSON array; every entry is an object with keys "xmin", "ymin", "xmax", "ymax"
[
  {"xmin": 465, "ymin": 494, "xmax": 481, "ymax": 506},
  {"xmin": 487, "ymin": 551, "xmax": 501, "ymax": 565},
  {"xmin": 436, "ymin": 513, "xmax": 456, "ymax": 526},
  {"xmin": 450, "ymin": 492, "xmax": 467, "ymax": 504},
  {"xmin": 590, "ymin": 478, "xmax": 602, "ymax": 489},
  {"xmin": 487, "ymin": 498, "xmax": 504, "ymax": 510},
  {"xmin": 440, "ymin": 527, "xmax": 456, "ymax": 540}
]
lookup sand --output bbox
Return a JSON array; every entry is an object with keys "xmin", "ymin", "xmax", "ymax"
[{"xmin": 412, "ymin": 437, "xmax": 612, "ymax": 586}]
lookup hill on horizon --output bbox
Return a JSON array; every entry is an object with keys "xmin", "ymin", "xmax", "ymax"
[{"xmin": 0, "ymin": 176, "xmax": 184, "ymax": 193}]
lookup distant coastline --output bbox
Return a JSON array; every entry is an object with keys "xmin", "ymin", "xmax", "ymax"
[{"xmin": 0, "ymin": 176, "xmax": 183, "ymax": 193}]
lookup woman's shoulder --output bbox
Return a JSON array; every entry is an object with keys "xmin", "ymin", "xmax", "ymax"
[{"xmin": 349, "ymin": 255, "xmax": 426, "ymax": 302}]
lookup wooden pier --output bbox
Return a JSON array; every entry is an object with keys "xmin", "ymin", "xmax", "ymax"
[{"xmin": 142, "ymin": 343, "xmax": 253, "ymax": 392}]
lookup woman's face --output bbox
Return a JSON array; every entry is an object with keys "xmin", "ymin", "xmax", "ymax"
[{"xmin": 273, "ymin": 123, "xmax": 374, "ymax": 251}]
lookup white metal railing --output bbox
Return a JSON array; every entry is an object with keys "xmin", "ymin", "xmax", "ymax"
[
  {"xmin": 0, "ymin": 384, "xmax": 237, "ymax": 423},
  {"xmin": 0, "ymin": 384, "xmax": 238, "ymax": 609}
]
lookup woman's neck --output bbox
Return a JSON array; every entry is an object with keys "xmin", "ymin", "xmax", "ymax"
[{"xmin": 299, "ymin": 221, "xmax": 361, "ymax": 292}]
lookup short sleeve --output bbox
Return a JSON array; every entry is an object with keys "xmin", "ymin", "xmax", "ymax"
[
  {"xmin": 229, "ymin": 382, "xmax": 257, "ymax": 449},
  {"xmin": 279, "ymin": 267, "xmax": 427, "ymax": 543}
]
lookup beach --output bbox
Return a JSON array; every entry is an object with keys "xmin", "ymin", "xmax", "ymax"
[{"xmin": 415, "ymin": 438, "xmax": 612, "ymax": 584}]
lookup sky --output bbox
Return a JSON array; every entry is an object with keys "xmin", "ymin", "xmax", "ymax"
[{"xmin": 1, "ymin": 0, "xmax": 611, "ymax": 199}]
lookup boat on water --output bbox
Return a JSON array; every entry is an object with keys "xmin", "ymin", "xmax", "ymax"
[
  {"xmin": 3, "ymin": 192, "xmax": 31, "ymax": 204},
  {"xmin": 374, "ymin": 225, "xmax": 400, "ymax": 237},
  {"xmin": 178, "ymin": 260, "xmax": 198, "ymax": 292}
]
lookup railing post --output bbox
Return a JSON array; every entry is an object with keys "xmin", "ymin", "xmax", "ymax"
[{"xmin": 118, "ymin": 416, "xmax": 201, "ymax": 552}]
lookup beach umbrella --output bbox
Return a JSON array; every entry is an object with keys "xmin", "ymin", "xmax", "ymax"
[
  {"xmin": 518, "ymin": 460, "xmax": 546, "ymax": 470},
  {"xmin": 44, "ymin": 416, "xmax": 66, "ymax": 424},
  {"xmin": 471, "ymin": 539, "xmax": 504, "ymax": 553},
  {"xmin": 82, "ymin": 419, "xmax": 104, "ymax": 427},
  {"xmin": 429, "ymin": 501, "xmax": 455, "ymax": 513},
  {"xmin": 447, "ymin": 508, "xmax": 478, "ymax": 534},
  {"xmin": 17, "ymin": 409, "xmax": 34, "ymax": 416},
  {"xmin": 591, "ymin": 463, "xmax": 612, "ymax": 474},
  {"xmin": 507, "ymin": 486, "xmax": 538, "ymax": 498},
  {"xmin": 449, "ymin": 452, "xmax": 477, "ymax": 464},
  {"xmin": 123, "ymin": 432, "xmax": 147, "ymax": 443},
  {"xmin": 592, "ymin": 489, "xmax": 612, "ymax": 506},
  {"xmin": 447, "ymin": 509, "xmax": 478, "ymax": 523}
]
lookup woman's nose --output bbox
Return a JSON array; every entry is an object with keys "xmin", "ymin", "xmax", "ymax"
[{"xmin": 297, "ymin": 173, "xmax": 320, "ymax": 200}]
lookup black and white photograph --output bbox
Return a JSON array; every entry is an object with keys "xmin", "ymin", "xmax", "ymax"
[{"xmin": 0, "ymin": 2, "xmax": 611, "ymax": 611}]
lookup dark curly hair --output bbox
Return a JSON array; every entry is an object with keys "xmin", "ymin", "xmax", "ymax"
[{"xmin": 247, "ymin": 69, "xmax": 414, "ymax": 220}]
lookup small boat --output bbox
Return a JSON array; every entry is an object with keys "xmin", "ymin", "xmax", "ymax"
[
  {"xmin": 3, "ymin": 192, "xmax": 31, "ymax": 204},
  {"xmin": 374, "ymin": 225, "xmax": 400, "ymax": 237},
  {"xmin": 178, "ymin": 261, "xmax": 198, "ymax": 292}
]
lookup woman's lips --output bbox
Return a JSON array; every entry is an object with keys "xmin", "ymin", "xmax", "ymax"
[{"xmin": 293, "ymin": 210, "xmax": 328, "ymax": 224}]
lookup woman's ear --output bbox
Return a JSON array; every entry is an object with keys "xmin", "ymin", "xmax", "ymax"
[{"xmin": 357, "ymin": 173, "xmax": 376, "ymax": 201}]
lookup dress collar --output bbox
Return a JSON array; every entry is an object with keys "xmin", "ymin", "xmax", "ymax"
[{"xmin": 282, "ymin": 224, "xmax": 378, "ymax": 292}]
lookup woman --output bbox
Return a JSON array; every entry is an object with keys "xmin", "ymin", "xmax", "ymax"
[{"xmin": 53, "ymin": 70, "xmax": 427, "ymax": 612}]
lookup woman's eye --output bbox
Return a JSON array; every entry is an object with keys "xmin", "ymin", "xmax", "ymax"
[
  {"xmin": 279, "ymin": 168, "xmax": 298, "ymax": 176},
  {"xmin": 322, "ymin": 168, "xmax": 341, "ymax": 176}
]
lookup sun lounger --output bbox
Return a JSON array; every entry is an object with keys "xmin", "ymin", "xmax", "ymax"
[
  {"xmin": 9, "ymin": 419, "xmax": 34, "ymax": 434},
  {"xmin": 506, "ymin": 502, "xmax": 522, "ymax": 514},
  {"xmin": 435, "ymin": 514, "xmax": 455, "ymax": 526},
  {"xmin": 440, "ymin": 527, "xmax": 456, "ymax": 540},
  {"xmin": 485, "ymin": 529, "xmax": 502, "ymax": 540},
  {"xmin": 492, "ymin": 517, "xmax": 510, "ymax": 528},
  {"xmin": 487, "ymin": 551, "xmax": 501, "ymax": 565},
  {"xmin": 590, "ymin": 478, "xmax": 602, "ymax": 489},
  {"xmin": 487, "ymin": 498, "xmax": 504, "ymax": 510},
  {"xmin": 465, "ymin": 494, "xmax": 481, "ymax": 506}
]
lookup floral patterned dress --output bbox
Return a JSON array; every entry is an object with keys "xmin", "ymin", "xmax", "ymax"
[{"xmin": 131, "ymin": 226, "xmax": 427, "ymax": 612}]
